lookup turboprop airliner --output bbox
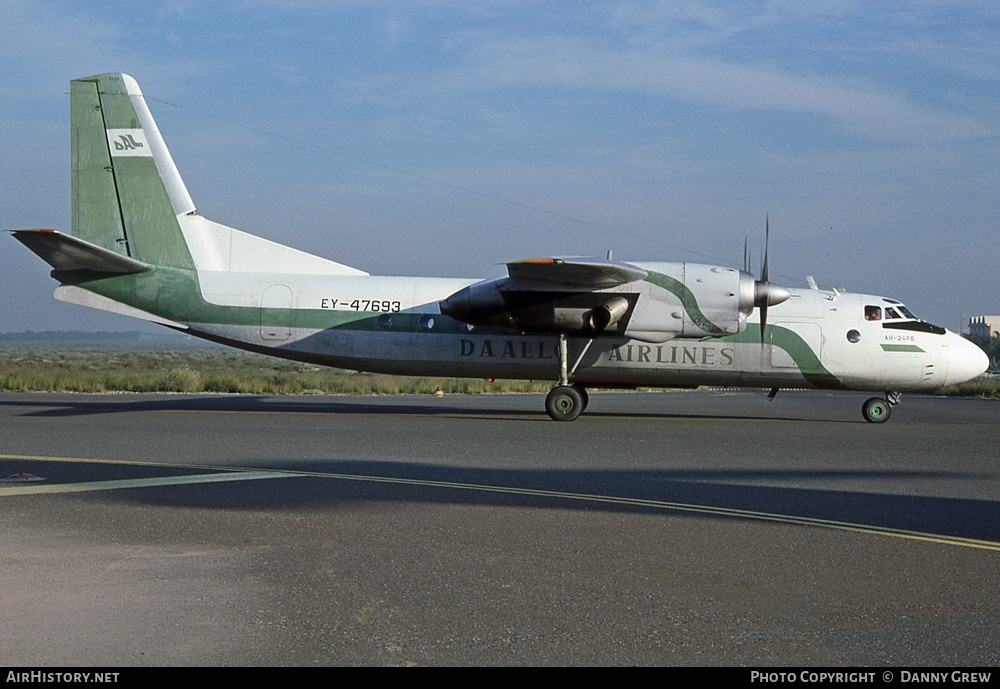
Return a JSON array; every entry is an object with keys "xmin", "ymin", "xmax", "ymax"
[{"xmin": 13, "ymin": 73, "xmax": 990, "ymax": 422}]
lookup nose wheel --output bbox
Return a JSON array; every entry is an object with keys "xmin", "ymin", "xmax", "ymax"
[{"xmin": 862, "ymin": 393, "xmax": 900, "ymax": 423}]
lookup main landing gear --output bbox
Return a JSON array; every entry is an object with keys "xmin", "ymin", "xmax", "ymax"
[
  {"xmin": 862, "ymin": 391, "xmax": 901, "ymax": 424},
  {"xmin": 545, "ymin": 334, "xmax": 593, "ymax": 422},
  {"xmin": 545, "ymin": 384, "xmax": 589, "ymax": 422}
]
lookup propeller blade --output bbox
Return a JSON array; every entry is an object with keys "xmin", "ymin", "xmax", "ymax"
[
  {"xmin": 758, "ymin": 214, "xmax": 781, "ymax": 346},
  {"xmin": 760, "ymin": 299, "xmax": 768, "ymax": 345},
  {"xmin": 746, "ymin": 215, "xmax": 789, "ymax": 347},
  {"xmin": 762, "ymin": 215, "xmax": 769, "ymax": 284}
]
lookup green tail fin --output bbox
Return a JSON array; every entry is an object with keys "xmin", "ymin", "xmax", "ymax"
[{"xmin": 71, "ymin": 73, "xmax": 195, "ymax": 270}]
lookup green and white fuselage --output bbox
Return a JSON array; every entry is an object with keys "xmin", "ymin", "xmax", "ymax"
[
  {"xmin": 52, "ymin": 261, "xmax": 982, "ymax": 392},
  {"xmin": 15, "ymin": 73, "xmax": 989, "ymax": 422}
]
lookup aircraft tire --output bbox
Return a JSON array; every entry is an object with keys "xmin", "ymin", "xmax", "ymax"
[
  {"xmin": 572, "ymin": 384, "xmax": 589, "ymax": 412},
  {"xmin": 862, "ymin": 397, "xmax": 891, "ymax": 423},
  {"xmin": 546, "ymin": 385, "xmax": 584, "ymax": 422}
]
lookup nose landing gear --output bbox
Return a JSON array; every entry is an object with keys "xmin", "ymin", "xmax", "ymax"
[{"xmin": 862, "ymin": 392, "xmax": 901, "ymax": 423}]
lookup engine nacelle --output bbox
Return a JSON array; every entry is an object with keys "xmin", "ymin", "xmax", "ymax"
[
  {"xmin": 625, "ymin": 263, "xmax": 745, "ymax": 339},
  {"xmin": 439, "ymin": 262, "xmax": 789, "ymax": 340},
  {"xmin": 439, "ymin": 278, "xmax": 640, "ymax": 335}
]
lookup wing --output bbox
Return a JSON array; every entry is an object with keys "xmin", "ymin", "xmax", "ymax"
[
  {"xmin": 505, "ymin": 257, "xmax": 647, "ymax": 288},
  {"xmin": 440, "ymin": 256, "xmax": 646, "ymax": 334}
]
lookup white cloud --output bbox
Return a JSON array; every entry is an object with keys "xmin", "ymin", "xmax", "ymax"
[{"xmin": 439, "ymin": 37, "xmax": 990, "ymax": 142}]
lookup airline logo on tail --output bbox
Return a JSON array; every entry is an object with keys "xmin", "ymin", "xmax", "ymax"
[{"xmin": 106, "ymin": 129, "xmax": 150, "ymax": 157}]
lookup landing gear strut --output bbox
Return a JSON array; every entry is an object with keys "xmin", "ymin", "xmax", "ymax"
[
  {"xmin": 545, "ymin": 334, "xmax": 591, "ymax": 421},
  {"xmin": 862, "ymin": 392, "xmax": 901, "ymax": 424}
]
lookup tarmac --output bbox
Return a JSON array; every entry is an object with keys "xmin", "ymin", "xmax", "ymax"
[{"xmin": 1, "ymin": 389, "xmax": 998, "ymax": 665}]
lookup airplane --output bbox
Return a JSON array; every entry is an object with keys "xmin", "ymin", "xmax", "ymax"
[{"xmin": 13, "ymin": 73, "xmax": 990, "ymax": 423}]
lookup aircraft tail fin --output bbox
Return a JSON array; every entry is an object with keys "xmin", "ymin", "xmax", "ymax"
[
  {"xmin": 71, "ymin": 73, "xmax": 196, "ymax": 270},
  {"xmin": 68, "ymin": 73, "xmax": 368, "ymax": 278}
]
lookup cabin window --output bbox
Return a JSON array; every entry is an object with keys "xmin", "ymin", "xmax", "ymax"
[
  {"xmin": 865, "ymin": 305, "xmax": 882, "ymax": 321},
  {"xmin": 847, "ymin": 329, "xmax": 861, "ymax": 343}
]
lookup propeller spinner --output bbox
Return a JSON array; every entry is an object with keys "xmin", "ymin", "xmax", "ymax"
[{"xmin": 740, "ymin": 217, "xmax": 790, "ymax": 344}]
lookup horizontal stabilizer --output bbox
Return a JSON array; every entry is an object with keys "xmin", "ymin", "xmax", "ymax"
[
  {"xmin": 12, "ymin": 229, "xmax": 149, "ymax": 274},
  {"xmin": 506, "ymin": 257, "xmax": 647, "ymax": 289}
]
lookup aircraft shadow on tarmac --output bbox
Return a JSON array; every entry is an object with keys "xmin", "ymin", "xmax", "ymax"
[
  {"xmin": 3, "ymin": 395, "xmax": 997, "ymax": 545},
  {"xmin": 33, "ymin": 457, "xmax": 1000, "ymax": 546},
  {"xmin": 3, "ymin": 393, "xmax": 845, "ymax": 423}
]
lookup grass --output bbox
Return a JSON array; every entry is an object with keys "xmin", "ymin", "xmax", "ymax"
[
  {"xmin": 0, "ymin": 348, "xmax": 553, "ymax": 395},
  {"xmin": 930, "ymin": 379, "xmax": 1000, "ymax": 399}
]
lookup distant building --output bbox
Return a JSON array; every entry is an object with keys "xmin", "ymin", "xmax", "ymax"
[{"xmin": 969, "ymin": 316, "xmax": 1000, "ymax": 340}]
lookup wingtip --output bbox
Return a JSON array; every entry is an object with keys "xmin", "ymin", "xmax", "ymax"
[{"xmin": 509, "ymin": 257, "xmax": 558, "ymax": 265}]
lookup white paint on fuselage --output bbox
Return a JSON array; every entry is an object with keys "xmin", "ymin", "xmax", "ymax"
[
  {"xmin": 197, "ymin": 270, "xmax": 476, "ymax": 313},
  {"xmin": 186, "ymin": 267, "xmax": 985, "ymax": 393}
]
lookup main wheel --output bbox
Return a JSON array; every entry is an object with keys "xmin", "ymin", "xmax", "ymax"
[
  {"xmin": 572, "ymin": 384, "xmax": 589, "ymax": 412},
  {"xmin": 546, "ymin": 385, "xmax": 584, "ymax": 421},
  {"xmin": 862, "ymin": 397, "xmax": 891, "ymax": 423}
]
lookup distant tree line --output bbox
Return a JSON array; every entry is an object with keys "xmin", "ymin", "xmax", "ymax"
[{"xmin": 0, "ymin": 330, "xmax": 143, "ymax": 343}]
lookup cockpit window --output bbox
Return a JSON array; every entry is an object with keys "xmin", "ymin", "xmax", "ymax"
[{"xmin": 875, "ymin": 301, "xmax": 946, "ymax": 334}]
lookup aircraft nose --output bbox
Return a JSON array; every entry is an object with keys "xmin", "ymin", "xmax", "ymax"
[{"xmin": 944, "ymin": 334, "xmax": 990, "ymax": 386}]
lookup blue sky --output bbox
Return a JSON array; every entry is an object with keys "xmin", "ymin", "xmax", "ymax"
[{"xmin": 2, "ymin": 1, "xmax": 998, "ymax": 332}]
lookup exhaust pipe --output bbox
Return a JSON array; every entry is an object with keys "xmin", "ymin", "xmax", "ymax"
[{"xmin": 587, "ymin": 296, "xmax": 630, "ymax": 331}]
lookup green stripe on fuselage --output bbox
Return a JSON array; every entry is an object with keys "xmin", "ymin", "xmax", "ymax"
[
  {"xmin": 66, "ymin": 269, "xmax": 845, "ymax": 389},
  {"xmin": 644, "ymin": 271, "xmax": 726, "ymax": 335},
  {"xmin": 63, "ymin": 267, "xmax": 476, "ymax": 334},
  {"xmin": 880, "ymin": 344, "xmax": 925, "ymax": 353},
  {"xmin": 720, "ymin": 324, "xmax": 846, "ymax": 389}
]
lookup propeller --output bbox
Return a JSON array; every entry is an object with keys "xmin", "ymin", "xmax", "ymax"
[{"xmin": 752, "ymin": 216, "xmax": 790, "ymax": 345}]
